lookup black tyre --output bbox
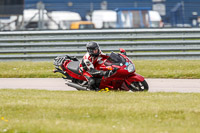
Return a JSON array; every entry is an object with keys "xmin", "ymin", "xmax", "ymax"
[{"xmin": 128, "ymin": 80, "xmax": 149, "ymax": 92}]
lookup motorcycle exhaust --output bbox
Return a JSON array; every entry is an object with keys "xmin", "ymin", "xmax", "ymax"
[{"xmin": 66, "ymin": 82, "xmax": 88, "ymax": 91}]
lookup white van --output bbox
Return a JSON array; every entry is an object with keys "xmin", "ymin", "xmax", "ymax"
[
  {"xmin": 23, "ymin": 10, "xmax": 82, "ymax": 30},
  {"xmin": 148, "ymin": 11, "xmax": 163, "ymax": 27},
  {"xmin": 88, "ymin": 10, "xmax": 117, "ymax": 29},
  {"xmin": 23, "ymin": 9, "xmax": 49, "ymax": 29},
  {"xmin": 0, "ymin": 16, "xmax": 17, "ymax": 31},
  {"xmin": 116, "ymin": 8, "xmax": 163, "ymax": 28},
  {"xmin": 48, "ymin": 11, "xmax": 81, "ymax": 30}
]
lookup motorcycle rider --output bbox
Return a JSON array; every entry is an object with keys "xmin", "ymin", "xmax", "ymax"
[{"xmin": 79, "ymin": 41, "xmax": 113, "ymax": 91}]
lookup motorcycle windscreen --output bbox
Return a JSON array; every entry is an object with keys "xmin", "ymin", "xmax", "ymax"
[{"xmin": 104, "ymin": 52, "xmax": 126, "ymax": 66}]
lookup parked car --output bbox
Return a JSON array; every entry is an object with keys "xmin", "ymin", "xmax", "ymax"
[
  {"xmin": 48, "ymin": 11, "xmax": 82, "ymax": 30},
  {"xmin": 70, "ymin": 21, "xmax": 95, "ymax": 29},
  {"xmin": 87, "ymin": 10, "xmax": 117, "ymax": 29},
  {"xmin": 23, "ymin": 9, "xmax": 49, "ymax": 29}
]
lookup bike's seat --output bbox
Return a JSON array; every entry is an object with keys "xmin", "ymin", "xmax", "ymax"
[{"xmin": 67, "ymin": 61, "xmax": 81, "ymax": 75}]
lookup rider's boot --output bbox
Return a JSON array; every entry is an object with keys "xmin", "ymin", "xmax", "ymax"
[{"xmin": 88, "ymin": 78, "xmax": 99, "ymax": 91}]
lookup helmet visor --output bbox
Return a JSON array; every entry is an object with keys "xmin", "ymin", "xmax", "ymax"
[{"xmin": 87, "ymin": 47, "xmax": 99, "ymax": 56}]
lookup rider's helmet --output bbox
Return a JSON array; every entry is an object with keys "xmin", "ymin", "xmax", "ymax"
[{"xmin": 86, "ymin": 41, "xmax": 101, "ymax": 57}]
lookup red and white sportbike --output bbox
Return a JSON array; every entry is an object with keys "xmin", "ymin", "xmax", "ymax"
[{"xmin": 53, "ymin": 48, "xmax": 149, "ymax": 92}]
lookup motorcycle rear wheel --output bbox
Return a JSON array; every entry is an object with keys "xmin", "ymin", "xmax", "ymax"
[{"xmin": 128, "ymin": 80, "xmax": 149, "ymax": 92}]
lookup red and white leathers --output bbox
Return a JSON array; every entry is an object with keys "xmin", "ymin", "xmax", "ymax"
[{"xmin": 79, "ymin": 51, "xmax": 108, "ymax": 80}]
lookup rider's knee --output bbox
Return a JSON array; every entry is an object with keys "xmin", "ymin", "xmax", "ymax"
[{"xmin": 88, "ymin": 78, "xmax": 95, "ymax": 85}]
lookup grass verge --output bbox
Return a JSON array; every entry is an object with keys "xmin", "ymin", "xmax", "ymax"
[
  {"xmin": 0, "ymin": 60, "xmax": 200, "ymax": 78},
  {"xmin": 0, "ymin": 89, "xmax": 200, "ymax": 133}
]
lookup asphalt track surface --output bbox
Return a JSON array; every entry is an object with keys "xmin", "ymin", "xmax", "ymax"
[{"xmin": 0, "ymin": 78, "xmax": 200, "ymax": 93}]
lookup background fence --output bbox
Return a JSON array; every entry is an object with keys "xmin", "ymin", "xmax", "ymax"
[
  {"xmin": 2, "ymin": 0, "xmax": 200, "ymax": 31},
  {"xmin": 0, "ymin": 28, "xmax": 200, "ymax": 61}
]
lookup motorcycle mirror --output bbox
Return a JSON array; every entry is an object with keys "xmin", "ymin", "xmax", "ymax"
[{"xmin": 119, "ymin": 48, "xmax": 127, "ymax": 55}]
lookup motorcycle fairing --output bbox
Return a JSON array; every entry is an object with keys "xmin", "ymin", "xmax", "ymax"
[
  {"xmin": 99, "ymin": 76, "xmax": 124, "ymax": 90},
  {"xmin": 125, "ymin": 73, "xmax": 145, "ymax": 85},
  {"xmin": 63, "ymin": 60, "xmax": 86, "ymax": 81},
  {"xmin": 120, "ymin": 81, "xmax": 130, "ymax": 91}
]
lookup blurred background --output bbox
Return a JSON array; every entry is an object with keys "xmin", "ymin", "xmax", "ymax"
[{"xmin": 0, "ymin": 0, "xmax": 200, "ymax": 31}]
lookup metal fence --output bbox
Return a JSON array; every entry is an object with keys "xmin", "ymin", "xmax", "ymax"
[{"xmin": 0, "ymin": 28, "xmax": 200, "ymax": 61}]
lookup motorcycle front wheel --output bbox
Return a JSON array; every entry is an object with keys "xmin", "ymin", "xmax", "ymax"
[{"xmin": 128, "ymin": 80, "xmax": 149, "ymax": 92}]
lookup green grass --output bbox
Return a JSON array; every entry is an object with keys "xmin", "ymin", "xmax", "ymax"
[
  {"xmin": 0, "ymin": 60, "xmax": 200, "ymax": 78},
  {"xmin": 134, "ymin": 60, "xmax": 200, "ymax": 79},
  {"xmin": 0, "ymin": 61, "xmax": 62, "ymax": 78},
  {"xmin": 0, "ymin": 89, "xmax": 200, "ymax": 133}
]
